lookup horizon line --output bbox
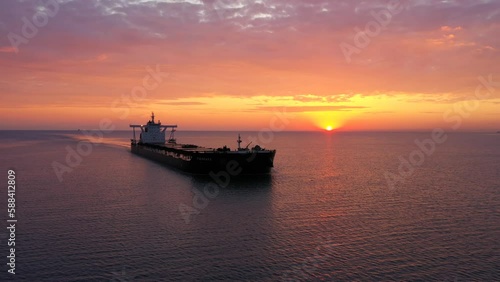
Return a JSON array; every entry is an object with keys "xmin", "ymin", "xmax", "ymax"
[{"xmin": 1, "ymin": 129, "xmax": 498, "ymax": 133}]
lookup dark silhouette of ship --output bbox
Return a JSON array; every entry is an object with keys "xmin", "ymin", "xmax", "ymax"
[{"xmin": 130, "ymin": 113, "xmax": 276, "ymax": 174}]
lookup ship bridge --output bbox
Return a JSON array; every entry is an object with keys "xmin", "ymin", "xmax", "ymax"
[{"xmin": 130, "ymin": 112, "xmax": 177, "ymax": 144}]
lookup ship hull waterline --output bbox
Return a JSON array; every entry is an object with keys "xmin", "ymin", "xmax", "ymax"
[{"xmin": 131, "ymin": 143, "xmax": 275, "ymax": 175}]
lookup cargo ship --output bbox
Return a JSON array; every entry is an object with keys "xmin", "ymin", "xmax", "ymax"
[{"xmin": 130, "ymin": 113, "xmax": 276, "ymax": 174}]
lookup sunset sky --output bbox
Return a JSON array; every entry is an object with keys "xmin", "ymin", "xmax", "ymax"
[{"xmin": 1, "ymin": 0, "xmax": 499, "ymax": 131}]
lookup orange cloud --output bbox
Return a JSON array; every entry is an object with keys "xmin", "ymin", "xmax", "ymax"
[
  {"xmin": 440, "ymin": 25, "xmax": 463, "ymax": 32},
  {"xmin": 0, "ymin": 46, "xmax": 16, "ymax": 53}
]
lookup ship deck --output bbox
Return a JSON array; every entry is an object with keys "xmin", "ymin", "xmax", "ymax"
[
  {"xmin": 136, "ymin": 142, "xmax": 274, "ymax": 155},
  {"xmin": 163, "ymin": 143, "xmax": 217, "ymax": 153}
]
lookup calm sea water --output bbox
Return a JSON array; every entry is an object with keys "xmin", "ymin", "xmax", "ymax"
[{"xmin": 0, "ymin": 130, "xmax": 498, "ymax": 281}]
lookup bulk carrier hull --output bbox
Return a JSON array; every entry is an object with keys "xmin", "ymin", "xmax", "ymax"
[
  {"xmin": 131, "ymin": 143, "xmax": 275, "ymax": 174},
  {"xmin": 129, "ymin": 113, "xmax": 276, "ymax": 174}
]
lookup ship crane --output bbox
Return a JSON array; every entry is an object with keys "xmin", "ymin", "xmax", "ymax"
[
  {"xmin": 236, "ymin": 134, "xmax": 254, "ymax": 151},
  {"xmin": 237, "ymin": 134, "xmax": 253, "ymax": 151}
]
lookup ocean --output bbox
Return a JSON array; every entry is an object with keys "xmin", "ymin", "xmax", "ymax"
[{"xmin": 0, "ymin": 130, "xmax": 499, "ymax": 281}]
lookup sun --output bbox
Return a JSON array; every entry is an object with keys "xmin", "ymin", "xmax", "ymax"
[{"xmin": 326, "ymin": 125, "xmax": 333, "ymax": 131}]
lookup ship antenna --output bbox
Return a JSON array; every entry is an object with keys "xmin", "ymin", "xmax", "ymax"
[
  {"xmin": 151, "ymin": 112, "xmax": 155, "ymax": 123},
  {"xmin": 237, "ymin": 134, "xmax": 242, "ymax": 149}
]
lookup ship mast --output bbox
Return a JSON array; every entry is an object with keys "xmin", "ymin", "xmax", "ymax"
[{"xmin": 237, "ymin": 134, "xmax": 242, "ymax": 149}]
